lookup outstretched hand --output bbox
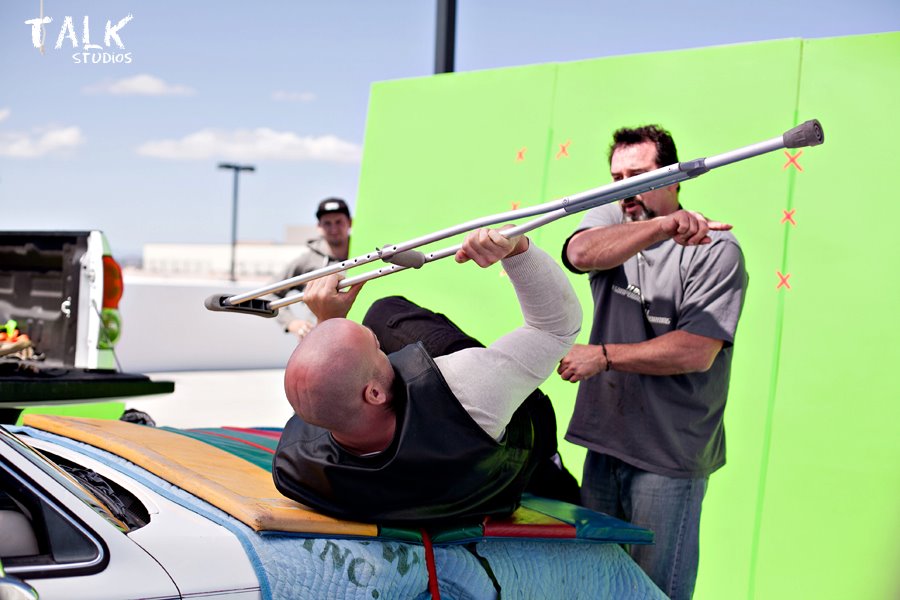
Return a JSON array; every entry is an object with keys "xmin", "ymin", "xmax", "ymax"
[
  {"xmin": 455, "ymin": 226, "xmax": 529, "ymax": 267},
  {"xmin": 658, "ymin": 210, "xmax": 731, "ymax": 246},
  {"xmin": 302, "ymin": 274, "xmax": 365, "ymax": 323}
]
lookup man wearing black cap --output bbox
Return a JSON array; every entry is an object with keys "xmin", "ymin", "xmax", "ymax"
[{"xmin": 273, "ymin": 198, "xmax": 352, "ymax": 338}]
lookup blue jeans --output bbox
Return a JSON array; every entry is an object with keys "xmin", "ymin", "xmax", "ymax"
[{"xmin": 581, "ymin": 452, "xmax": 707, "ymax": 600}]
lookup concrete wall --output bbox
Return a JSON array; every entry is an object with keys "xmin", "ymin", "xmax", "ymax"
[{"xmin": 115, "ymin": 275, "xmax": 299, "ymax": 373}]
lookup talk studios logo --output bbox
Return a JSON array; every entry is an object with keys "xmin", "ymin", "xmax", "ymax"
[{"xmin": 25, "ymin": 14, "xmax": 134, "ymax": 64}]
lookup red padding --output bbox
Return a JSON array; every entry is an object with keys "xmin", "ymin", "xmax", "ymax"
[{"xmin": 483, "ymin": 507, "xmax": 576, "ymax": 539}]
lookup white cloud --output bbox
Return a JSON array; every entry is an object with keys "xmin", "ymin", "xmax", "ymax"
[
  {"xmin": 0, "ymin": 108, "xmax": 10, "ymax": 123},
  {"xmin": 83, "ymin": 74, "xmax": 195, "ymax": 96},
  {"xmin": 135, "ymin": 128, "xmax": 362, "ymax": 163},
  {"xmin": 272, "ymin": 91, "xmax": 316, "ymax": 102},
  {"xmin": 0, "ymin": 126, "xmax": 85, "ymax": 158}
]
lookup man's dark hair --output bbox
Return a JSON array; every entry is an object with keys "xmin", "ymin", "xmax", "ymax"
[{"xmin": 607, "ymin": 125, "xmax": 679, "ymax": 168}]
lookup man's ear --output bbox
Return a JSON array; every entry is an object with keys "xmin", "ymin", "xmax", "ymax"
[{"xmin": 363, "ymin": 381, "xmax": 389, "ymax": 407}]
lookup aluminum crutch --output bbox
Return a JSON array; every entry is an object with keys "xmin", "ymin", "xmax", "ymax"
[{"xmin": 205, "ymin": 119, "xmax": 824, "ymax": 318}]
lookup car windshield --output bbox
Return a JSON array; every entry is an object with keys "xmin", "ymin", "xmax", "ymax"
[{"xmin": 0, "ymin": 425, "xmax": 130, "ymax": 532}]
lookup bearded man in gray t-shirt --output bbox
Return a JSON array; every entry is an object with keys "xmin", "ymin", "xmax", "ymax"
[{"xmin": 558, "ymin": 125, "xmax": 748, "ymax": 600}]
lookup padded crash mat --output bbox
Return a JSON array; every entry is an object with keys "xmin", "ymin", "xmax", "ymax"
[
  {"xmin": 22, "ymin": 415, "xmax": 652, "ymax": 545},
  {"xmin": 22, "ymin": 414, "xmax": 375, "ymax": 536}
]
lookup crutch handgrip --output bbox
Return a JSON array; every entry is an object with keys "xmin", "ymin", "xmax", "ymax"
[
  {"xmin": 783, "ymin": 119, "xmax": 824, "ymax": 148},
  {"xmin": 204, "ymin": 294, "xmax": 278, "ymax": 318},
  {"xmin": 380, "ymin": 246, "xmax": 427, "ymax": 269}
]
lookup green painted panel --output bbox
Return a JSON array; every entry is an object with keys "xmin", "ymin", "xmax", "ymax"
[
  {"xmin": 537, "ymin": 40, "xmax": 804, "ymax": 600},
  {"xmin": 350, "ymin": 64, "xmax": 559, "ymax": 341},
  {"xmin": 352, "ymin": 31, "xmax": 897, "ymax": 600},
  {"xmin": 753, "ymin": 32, "xmax": 900, "ymax": 600},
  {"xmin": 18, "ymin": 402, "xmax": 125, "ymax": 424}
]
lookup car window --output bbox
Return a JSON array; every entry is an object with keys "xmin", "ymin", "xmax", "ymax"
[
  {"xmin": 0, "ymin": 430, "xmax": 129, "ymax": 532},
  {"xmin": 0, "ymin": 429, "xmax": 110, "ymax": 578},
  {"xmin": 42, "ymin": 451, "xmax": 149, "ymax": 530}
]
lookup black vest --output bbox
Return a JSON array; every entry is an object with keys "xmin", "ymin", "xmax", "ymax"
[{"xmin": 272, "ymin": 343, "xmax": 536, "ymax": 526}]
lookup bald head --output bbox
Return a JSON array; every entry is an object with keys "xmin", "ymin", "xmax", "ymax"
[{"xmin": 284, "ymin": 319, "xmax": 395, "ymax": 443}]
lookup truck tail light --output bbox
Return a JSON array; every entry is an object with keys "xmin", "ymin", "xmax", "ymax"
[
  {"xmin": 102, "ymin": 255, "xmax": 124, "ymax": 309},
  {"xmin": 99, "ymin": 254, "xmax": 124, "ymax": 349}
]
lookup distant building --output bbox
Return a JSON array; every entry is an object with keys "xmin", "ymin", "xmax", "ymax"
[
  {"xmin": 285, "ymin": 225, "xmax": 320, "ymax": 245},
  {"xmin": 127, "ymin": 225, "xmax": 325, "ymax": 281},
  {"xmin": 138, "ymin": 242, "xmax": 306, "ymax": 281}
]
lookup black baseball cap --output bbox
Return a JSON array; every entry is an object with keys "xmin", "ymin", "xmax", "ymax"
[{"xmin": 316, "ymin": 197, "xmax": 351, "ymax": 220}]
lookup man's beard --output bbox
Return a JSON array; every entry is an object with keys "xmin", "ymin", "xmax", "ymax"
[{"xmin": 622, "ymin": 198, "xmax": 656, "ymax": 222}]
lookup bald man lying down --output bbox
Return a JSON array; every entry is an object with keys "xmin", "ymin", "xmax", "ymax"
[{"xmin": 273, "ymin": 227, "xmax": 581, "ymax": 526}]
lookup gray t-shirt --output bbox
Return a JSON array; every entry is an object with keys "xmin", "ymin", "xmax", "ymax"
[{"xmin": 564, "ymin": 202, "xmax": 748, "ymax": 478}]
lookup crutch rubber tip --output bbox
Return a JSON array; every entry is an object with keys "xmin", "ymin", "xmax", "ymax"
[
  {"xmin": 783, "ymin": 119, "xmax": 824, "ymax": 148},
  {"xmin": 384, "ymin": 250, "xmax": 427, "ymax": 269},
  {"xmin": 204, "ymin": 294, "xmax": 278, "ymax": 318}
]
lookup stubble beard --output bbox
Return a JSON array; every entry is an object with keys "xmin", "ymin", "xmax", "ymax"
[{"xmin": 621, "ymin": 199, "xmax": 656, "ymax": 223}]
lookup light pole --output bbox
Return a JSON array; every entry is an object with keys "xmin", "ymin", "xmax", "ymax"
[
  {"xmin": 217, "ymin": 163, "xmax": 255, "ymax": 282},
  {"xmin": 435, "ymin": 0, "xmax": 457, "ymax": 74}
]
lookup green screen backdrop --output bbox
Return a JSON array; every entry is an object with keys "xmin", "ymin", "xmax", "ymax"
[{"xmin": 350, "ymin": 32, "xmax": 900, "ymax": 599}]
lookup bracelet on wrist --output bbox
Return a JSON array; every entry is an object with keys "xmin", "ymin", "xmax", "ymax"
[{"xmin": 600, "ymin": 342, "xmax": 612, "ymax": 372}]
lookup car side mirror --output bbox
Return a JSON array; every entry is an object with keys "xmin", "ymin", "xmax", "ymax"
[{"xmin": 0, "ymin": 560, "xmax": 39, "ymax": 599}]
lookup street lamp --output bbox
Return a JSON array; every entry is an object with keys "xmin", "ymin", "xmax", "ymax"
[
  {"xmin": 217, "ymin": 163, "xmax": 255, "ymax": 282},
  {"xmin": 435, "ymin": 0, "xmax": 457, "ymax": 74}
]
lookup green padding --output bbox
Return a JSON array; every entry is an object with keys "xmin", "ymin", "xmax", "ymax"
[
  {"xmin": 377, "ymin": 527, "xmax": 425, "ymax": 544},
  {"xmin": 354, "ymin": 32, "xmax": 899, "ymax": 599},
  {"xmin": 165, "ymin": 427, "xmax": 276, "ymax": 470},
  {"xmin": 521, "ymin": 495, "xmax": 652, "ymax": 545},
  {"xmin": 429, "ymin": 525, "xmax": 488, "ymax": 545},
  {"xmin": 18, "ymin": 402, "xmax": 125, "ymax": 425},
  {"xmin": 377, "ymin": 525, "xmax": 486, "ymax": 545}
]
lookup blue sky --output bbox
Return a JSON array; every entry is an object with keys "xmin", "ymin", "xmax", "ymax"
[{"xmin": 1, "ymin": 1, "xmax": 897, "ymax": 259}]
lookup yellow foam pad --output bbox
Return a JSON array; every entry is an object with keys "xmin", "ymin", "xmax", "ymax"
[{"xmin": 23, "ymin": 414, "xmax": 377, "ymax": 536}]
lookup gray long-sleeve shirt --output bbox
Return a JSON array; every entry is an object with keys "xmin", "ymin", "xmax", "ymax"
[
  {"xmin": 272, "ymin": 238, "xmax": 340, "ymax": 328},
  {"xmin": 435, "ymin": 243, "xmax": 582, "ymax": 439}
]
